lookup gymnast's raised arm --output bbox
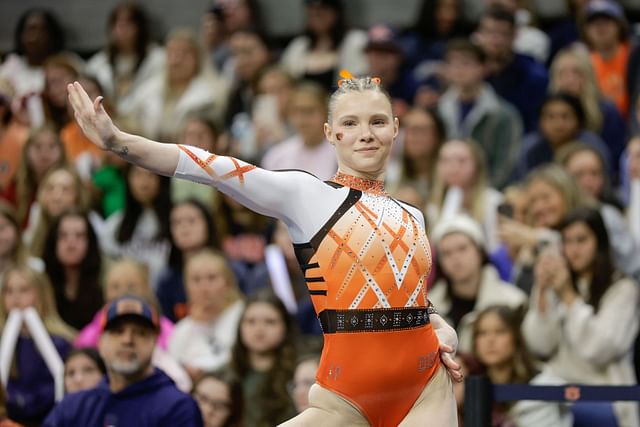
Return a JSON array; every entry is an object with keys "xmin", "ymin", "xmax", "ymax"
[
  {"xmin": 68, "ymin": 82, "xmax": 180, "ymax": 176},
  {"xmin": 67, "ymin": 81, "xmax": 330, "ymax": 233}
]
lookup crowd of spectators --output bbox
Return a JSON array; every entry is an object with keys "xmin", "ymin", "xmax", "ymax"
[{"xmin": 1, "ymin": 0, "xmax": 640, "ymax": 426}]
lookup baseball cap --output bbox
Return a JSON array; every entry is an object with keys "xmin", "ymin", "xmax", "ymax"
[
  {"xmin": 585, "ymin": 0, "xmax": 625, "ymax": 22},
  {"xmin": 365, "ymin": 24, "xmax": 403, "ymax": 55},
  {"xmin": 431, "ymin": 214, "xmax": 486, "ymax": 249},
  {"xmin": 100, "ymin": 296, "xmax": 160, "ymax": 332}
]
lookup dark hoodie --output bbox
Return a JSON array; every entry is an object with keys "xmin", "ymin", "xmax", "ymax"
[{"xmin": 42, "ymin": 369, "xmax": 202, "ymax": 427}]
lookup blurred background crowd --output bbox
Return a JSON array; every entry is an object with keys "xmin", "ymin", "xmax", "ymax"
[{"xmin": 1, "ymin": 0, "xmax": 640, "ymax": 426}]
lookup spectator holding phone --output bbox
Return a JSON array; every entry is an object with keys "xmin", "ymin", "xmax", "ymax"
[
  {"xmin": 522, "ymin": 207, "xmax": 639, "ymax": 427},
  {"xmin": 499, "ymin": 164, "xmax": 640, "ymax": 294}
]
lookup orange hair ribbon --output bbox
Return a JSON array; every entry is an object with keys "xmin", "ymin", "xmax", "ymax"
[
  {"xmin": 337, "ymin": 70, "xmax": 382, "ymax": 87},
  {"xmin": 337, "ymin": 69, "xmax": 355, "ymax": 87}
]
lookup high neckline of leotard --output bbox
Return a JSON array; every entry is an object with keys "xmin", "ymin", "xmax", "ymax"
[{"xmin": 331, "ymin": 172, "xmax": 387, "ymax": 196}]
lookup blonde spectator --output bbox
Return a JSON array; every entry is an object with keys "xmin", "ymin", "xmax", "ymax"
[
  {"xmin": 23, "ymin": 165, "xmax": 90, "ymax": 259},
  {"xmin": 0, "ymin": 265, "xmax": 75, "ymax": 425},
  {"xmin": 122, "ymin": 28, "xmax": 228, "ymax": 142},
  {"xmin": 556, "ymin": 142, "xmax": 623, "ymax": 209},
  {"xmin": 499, "ymin": 165, "xmax": 640, "ymax": 293},
  {"xmin": 168, "ymin": 249, "xmax": 244, "ymax": 379},
  {"xmin": 428, "ymin": 139, "xmax": 503, "ymax": 251},
  {"xmin": 2, "ymin": 125, "xmax": 66, "ymax": 228}
]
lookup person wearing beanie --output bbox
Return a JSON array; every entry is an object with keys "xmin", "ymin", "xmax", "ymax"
[{"xmin": 429, "ymin": 214, "xmax": 527, "ymax": 353}]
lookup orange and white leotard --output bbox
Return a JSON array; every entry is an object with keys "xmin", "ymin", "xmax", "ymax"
[{"xmin": 174, "ymin": 145, "xmax": 441, "ymax": 427}]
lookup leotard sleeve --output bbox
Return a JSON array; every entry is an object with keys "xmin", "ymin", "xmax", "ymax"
[{"xmin": 173, "ymin": 145, "xmax": 343, "ymax": 241}]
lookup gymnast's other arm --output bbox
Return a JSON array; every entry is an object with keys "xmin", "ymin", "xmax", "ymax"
[{"xmin": 430, "ymin": 304, "xmax": 463, "ymax": 383}]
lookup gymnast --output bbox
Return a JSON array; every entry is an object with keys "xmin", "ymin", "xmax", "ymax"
[{"xmin": 67, "ymin": 72, "xmax": 461, "ymax": 427}]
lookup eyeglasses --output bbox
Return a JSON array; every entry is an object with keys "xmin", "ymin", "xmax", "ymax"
[{"xmin": 194, "ymin": 392, "xmax": 232, "ymax": 411}]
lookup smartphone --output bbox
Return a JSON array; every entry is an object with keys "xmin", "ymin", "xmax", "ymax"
[
  {"xmin": 497, "ymin": 202, "xmax": 514, "ymax": 219},
  {"xmin": 535, "ymin": 238, "xmax": 561, "ymax": 258}
]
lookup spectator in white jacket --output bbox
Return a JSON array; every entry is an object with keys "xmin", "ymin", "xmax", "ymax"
[
  {"xmin": 522, "ymin": 207, "xmax": 640, "ymax": 427},
  {"xmin": 168, "ymin": 249, "xmax": 244, "ymax": 381},
  {"xmin": 85, "ymin": 3, "xmax": 165, "ymax": 114},
  {"xmin": 429, "ymin": 214, "xmax": 527, "ymax": 353},
  {"xmin": 122, "ymin": 28, "xmax": 228, "ymax": 142}
]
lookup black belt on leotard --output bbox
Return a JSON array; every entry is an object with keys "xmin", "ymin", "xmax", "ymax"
[{"xmin": 318, "ymin": 307, "xmax": 430, "ymax": 334}]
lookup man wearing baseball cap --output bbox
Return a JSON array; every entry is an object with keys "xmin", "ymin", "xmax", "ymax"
[{"xmin": 43, "ymin": 296, "xmax": 203, "ymax": 427}]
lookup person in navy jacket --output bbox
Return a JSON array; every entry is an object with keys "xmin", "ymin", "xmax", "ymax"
[{"xmin": 43, "ymin": 296, "xmax": 203, "ymax": 427}]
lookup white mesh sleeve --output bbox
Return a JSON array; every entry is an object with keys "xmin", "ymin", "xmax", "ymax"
[{"xmin": 173, "ymin": 145, "xmax": 343, "ymax": 241}]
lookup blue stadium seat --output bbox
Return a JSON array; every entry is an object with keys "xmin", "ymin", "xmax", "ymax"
[{"xmin": 571, "ymin": 402, "xmax": 619, "ymax": 427}]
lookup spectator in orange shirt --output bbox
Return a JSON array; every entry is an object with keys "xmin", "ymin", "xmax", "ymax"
[
  {"xmin": 0, "ymin": 79, "xmax": 29, "ymax": 193},
  {"xmin": 60, "ymin": 75, "xmax": 107, "ymax": 181},
  {"xmin": 582, "ymin": 0, "xmax": 634, "ymax": 118}
]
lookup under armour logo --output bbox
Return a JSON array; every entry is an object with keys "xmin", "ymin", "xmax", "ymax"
[
  {"xmin": 417, "ymin": 351, "xmax": 438, "ymax": 372},
  {"xmin": 328, "ymin": 365, "xmax": 342, "ymax": 380}
]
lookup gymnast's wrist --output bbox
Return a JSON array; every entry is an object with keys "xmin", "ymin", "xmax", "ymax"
[{"xmin": 427, "ymin": 300, "xmax": 438, "ymax": 315}]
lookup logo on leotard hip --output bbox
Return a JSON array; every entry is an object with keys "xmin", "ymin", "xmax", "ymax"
[
  {"xmin": 417, "ymin": 351, "xmax": 438, "ymax": 372},
  {"xmin": 328, "ymin": 365, "xmax": 342, "ymax": 380}
]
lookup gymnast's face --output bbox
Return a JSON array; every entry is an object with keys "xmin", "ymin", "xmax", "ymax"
[{"xmin": 325, "ymin": 90, "xmax": 398, "ymax": 180}]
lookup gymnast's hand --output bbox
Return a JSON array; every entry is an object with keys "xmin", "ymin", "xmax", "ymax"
[
  {"xmin": 67, "ymin": 81, "xmax": 120, "ymax": 151},
  {"xmin": 431, "ymin": 313, "xmax": 463, "ymax": 383}
]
